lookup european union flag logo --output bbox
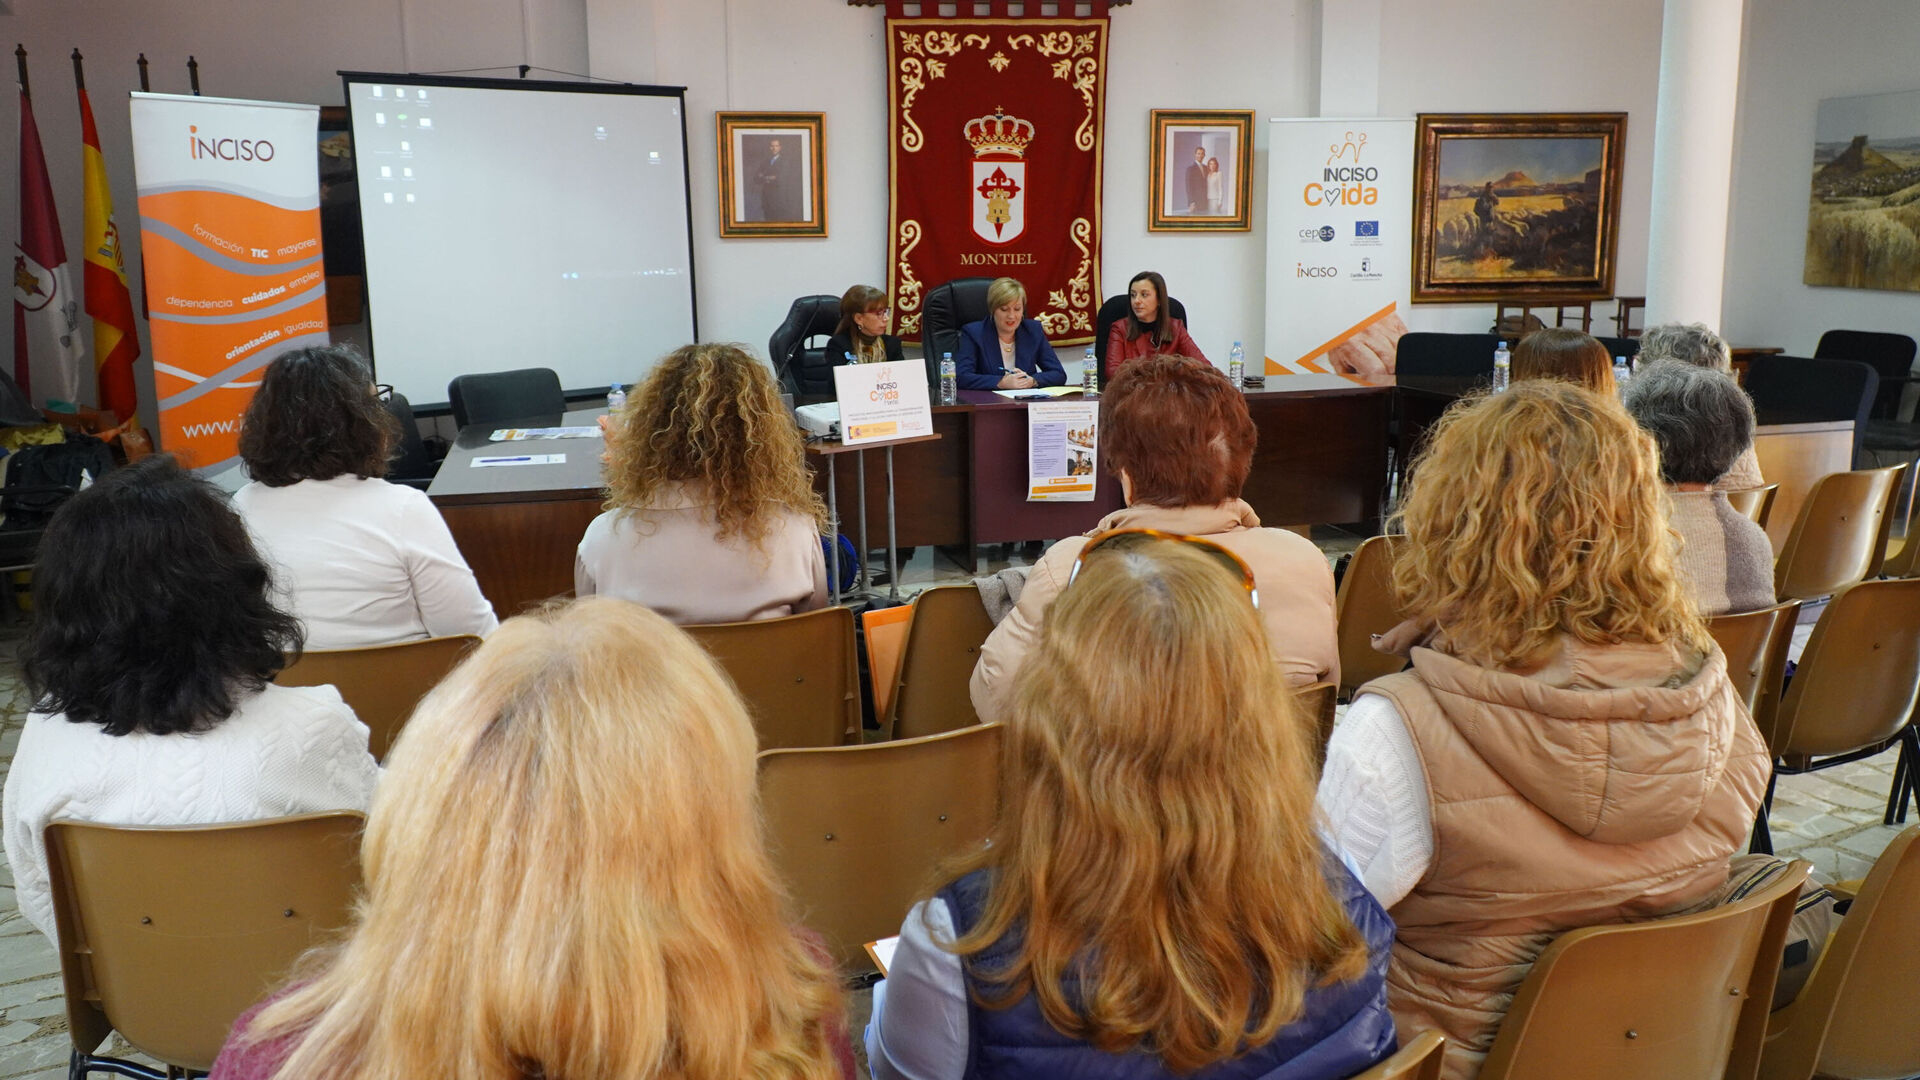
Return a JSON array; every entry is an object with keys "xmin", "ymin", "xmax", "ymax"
[{"xmin": 1356, "ymin": 220, "xmax": 1380, "ymax": 237}]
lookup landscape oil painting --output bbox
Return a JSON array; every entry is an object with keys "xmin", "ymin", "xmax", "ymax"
[
  {"xmin": 1805, "ymin": 88, "xmax": 1920, "ymax": 293},
  {"xmin": 1412, "ymin": 113, "xmax": 1626, "ymax": 302}
]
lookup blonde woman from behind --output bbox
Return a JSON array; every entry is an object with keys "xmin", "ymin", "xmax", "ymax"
[{"xmin": 211, "ymin": 597, "xmax": 855, "ymax": 1080}]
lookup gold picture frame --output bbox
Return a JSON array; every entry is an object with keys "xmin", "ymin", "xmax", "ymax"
[
  {"xmin": 1148, "ymin": 109, "xmax": 1253, "ymax": 233},
  {"xmin": 1411, "ymin": 112, "xmax": 1627, "ymax": 302},
  {"xmin": 716, "ymin": 112, "xmax": 827, "ymax": 238}
]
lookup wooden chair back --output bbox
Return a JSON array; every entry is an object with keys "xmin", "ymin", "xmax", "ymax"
[
  {"xmin": 275, "ymin": 635, "xmax": 481, "ymax": 760},
  {"xmin": 1774, "ymin": 465, "xmax": 1904, "ymax": 600},
  {"xmin": 1724, "ymin": 484, "xmax": 1779, "ymax": 529},
  {"xmin": 758, "ymin": 724, "xmax": 1002, "ymax": 971},
  {"xmin": 1295, "ymin": 680, "xmax": 1338, "ymax": 772},
  {"xmin": 1478, "ymin": 862, "xmax": 1808, "ymax": 1080},
  {"xmin": 889, "ymin": 585, "xmax": 995, "ymax": 741},
  {"xmin": 685, "ymin": 606, "xmax": 858, "ymax": 749},
  {"xmin": 45, "ymin": 813, "xmax": 364, "ymax": 1074},
  {"xmin": 1767, "ymin": 578, "xmax": 1920, "ymax": 760},
  {"xmin": 1335, "ymin": 535, "xmax": 1408, "ymax": 699},
  {"xmin": 1706, "ymin": 601, "xmax": 1801, "ymax": 718},
  {"xmin": 1759, "ymin": 828, "xmax": 1920, "ymax": 1080},
  {"xmin": 1352, "ymin": 1031, "xmax": 1447, "ymax": 1080}
]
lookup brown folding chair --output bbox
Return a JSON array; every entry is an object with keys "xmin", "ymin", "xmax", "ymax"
[
  {"xmin": 1295, "ymin": 680, "xmax": 1338, "ymax": 772},
  {"xmin": 45, "ymin": 813, "xmax": 365, "ymax": 1077},
  {"xmin": 1751, "ymin": 578, "xmax": 1920, "ymax": 853},
  {"xmin": 1706, "ymin": 601, "xmax": 1801, "ymax": 717},
  {"xmin": 1723, "ymin": 484, "xmax": 1779, "ymax": 529},
  {"xmin": 1759, "ymin": 827, "xmax": 1920, "ymax": 1080},
  {"xmin": 1335, "ymin": 535, "xmax": 1407, "ymax": 700},
  {"xmin": 1477, "ymin": 861, "xmax": 1809, "ymax": 1080},
  {"xmin": 1773, "ymin": 465, "xmax": 1905, "ymax": 601},
  {"xmin": 686, "ymin": 606, "xmax": 859, "ymax": 749},
  {"xmin": 275, "ymin": 635, "xmax": 481, "ymax": 760},
  {"xmin": 758, "ymin": 724, "xmax": 1001, "ymax": 972},
  {"xmin": 888, "ymin": 585, "xmax": 995, "ymax": 741},
  {"xmin": 1352, "ymin": 1031, "xmax": 1446, "ymax": 1080}
]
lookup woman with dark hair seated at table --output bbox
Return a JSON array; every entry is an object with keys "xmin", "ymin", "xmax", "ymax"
[
  {"xmin": 1623, "ymin": 361, "xmax": 1775, "ymax": 616},
  {"xmin": 1104, "ymin": 270, "xmax": 1206, "ymax": 374},
  {"xmin": 970, "ymin": 353, "xmax": 1337, "ymax": 721},
  {"xmin": 953, "ymin": 277, "xmax": 1067, "ymax": 391},
  {"xmin": 2, "ymin": 456, "xmax": 379, "ymax": 948},
  {"xmin": 233, "ymin": 345, "xmax": 497, "ymax": 649},
  {"xmin": 1511, "ymin": 326, "xmax": 1615, "ymax": 394},
  {"xmin": 823, "ymin": 284, "xmax": 914, "ymax": 375}
]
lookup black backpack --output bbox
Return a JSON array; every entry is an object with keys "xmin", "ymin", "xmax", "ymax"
[{"xmin": 1, "ymin": 435, "xmax": 115, "ymax": 531}]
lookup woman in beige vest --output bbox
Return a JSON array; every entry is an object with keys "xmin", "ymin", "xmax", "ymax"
[{"xmin": 1317, "ymin": 380, "xmax": 1770, "ymax": 1080}]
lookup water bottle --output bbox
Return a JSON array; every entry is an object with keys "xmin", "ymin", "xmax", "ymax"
[
  {"xmin": 1228, "ymin": 341, "xmax": 1245, "ymax": 390},
  {"xmin": 939, "ymin": 351, "xmax": 957, "ymax": 406},
  {"xmin": 1613, "ymin": 355, "xmax": 1632, "ymax": 392},
  {"xmin": 1492, "ymin": 341, "xmax": 1511, "ymax": 393},
  {"xmin": 607, "ymin": 382, "xmax": 626, "ymax": 412},
  {"xmin": 1081, "ymin": 346, "xmax": 1099, "ymax": 398}
]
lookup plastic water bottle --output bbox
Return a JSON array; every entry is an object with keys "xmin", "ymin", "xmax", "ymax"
[
  {"xmin": 939, "ymin": 352, "xmax": 957, "ymax": 406},
  {"xmin": 1228, "ymin": 341, "xmax": 1246, "ymax": 390},
  {"xmin": 1492, "ymin": 341, "xmax": 1511, "ymax": 393},
  {"xmin": 607, "ymin": 382, "xmax": 626, "ymax": 412},
  {"xmin": 1613, "ymin": 355, "xmax": 1632, "ymax": 392},
  {"xmin": 1081, "ymin": 346, "xmax": 1099, "ymax": 397}
]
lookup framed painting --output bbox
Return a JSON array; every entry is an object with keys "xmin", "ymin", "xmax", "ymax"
[
  {"xmin": 1806, "ymin": 88, "xmax": 1920, "ymax": 292},
  {"xmin": 1149, "ymin": 110, "xmax": 1253, "ymax": 232},
  {"xmin": 716, "ymin": 112, "xmax": 826, "ymax": 238},
  {"xmin": 1411, "ymin": 113, "xmax": 1626, "ymax": 302}
]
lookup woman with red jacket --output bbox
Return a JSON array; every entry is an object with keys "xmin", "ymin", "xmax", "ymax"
[{"xmin": 1104, "ymin": 270, "xmax": 1206, "ymax": 376}]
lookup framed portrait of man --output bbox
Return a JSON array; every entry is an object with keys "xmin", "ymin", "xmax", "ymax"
[
  {"xmin": 1148, "ymin": 110, "xmax": 1253, "ymax": 232},
  {"xmin": 716, "ymin": 112, "xmax": 827, "ymax": 238}
]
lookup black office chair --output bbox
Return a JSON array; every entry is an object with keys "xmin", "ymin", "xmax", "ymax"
[
  {"xmin": 447, "ymin": 367, "xmax": 566, "ymax": 429},
  {"xmin": 921, "ymin": 277, "xmax": 995, "ymax": 369},
  {"xmin": 1594, "ymin": 335, "xmax": 1641, "ymax": 364},
  {"xmin": 1393, "ymin": 332, "xmax": 1503, "ymax": 377},
  {"xmin": 1744, "ymin": 355, "xmax": 1880, "ymax": 463},
  {"xmin": 1092, "ymin": 293, "xmax": 1191, "ymax": 382},
  {"xmin": 768, "ymin": 295, "xmax": 843, "ymax": 397},
  {"xmin": 379, "ymin": 389, "xmax": 438, "ymax": 489},
  {"xmin": 1815, "ymin": 330, "xmax": 1917, "ymax": 420}
]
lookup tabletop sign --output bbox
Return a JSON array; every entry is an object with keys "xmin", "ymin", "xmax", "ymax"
[
  {"xmin": 1027, "ymin": 400, "xmax": 1099, "ymax": 502},
  {"xmin": 833, "ymin": 360, "xmax": 934, "ymax": 446}
]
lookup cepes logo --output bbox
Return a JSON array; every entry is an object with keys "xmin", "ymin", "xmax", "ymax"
[
  {"xmin": 188, "ymin": 125, "xmax": 276, "ymax": 162},
  {"xmin": 1296, "ymin": 263, "xmax": 1339, "ymax": 278},
  {"xmin": 1303, "ymin": 128, "xmax": 1379, "ymax": 207}
]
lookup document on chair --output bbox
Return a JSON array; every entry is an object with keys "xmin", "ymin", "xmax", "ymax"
[
  {"xmin": 471, "ymin": 453, "xmax": 566, "ymax": 467},
  {"xmin": 865, "ymin": 936, "xmax": 899, "ymax": 977},
  {"xmin": 1027, "ymin": 400, "xmax": 1098, "ymax": 502}
]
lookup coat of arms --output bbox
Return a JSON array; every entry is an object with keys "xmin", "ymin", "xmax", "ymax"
[{"xmin": 966, "ymin": 108, "xmax": 1034, "ymax": 245}]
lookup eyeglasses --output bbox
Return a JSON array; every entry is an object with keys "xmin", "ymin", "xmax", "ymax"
[
  {"xmin": 859, "ymin": 308, "xmax": 892, "ymax": 319},
  {"xmin": 1066, "ymin": 527, "xmax": 1259, "ymax": 609}
]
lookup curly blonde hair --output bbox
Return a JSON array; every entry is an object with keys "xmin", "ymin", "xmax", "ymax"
[
  {"xmin": 605, "ymin": 343, "xmax": 827, "ymax": 551},
  {"xmin": 1391, "ymin": 380, "xmax": 1708, "ymax": 669}
]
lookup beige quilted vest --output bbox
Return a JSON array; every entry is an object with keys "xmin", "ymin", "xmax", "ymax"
[{"xmin": 1361, "ymin": 639, "xmax": 1771, "ymax": 1080}]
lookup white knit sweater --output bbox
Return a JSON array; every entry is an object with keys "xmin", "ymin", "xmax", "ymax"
[{"xmin": 1, "ymin": 683, "xmax": 381, "ymax": 943}]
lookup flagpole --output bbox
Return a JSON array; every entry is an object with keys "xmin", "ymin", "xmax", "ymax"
[
  {"xmin": 187, "ymin": 55, "xmax": 200, "ymax": 95},
  {"xmin": 70, "ymin": 47, "xmax": 83, "ymax": 92},
  {"xmin": 136, "ymin": 53, "xmax": 149, "ymax": 92},
  {"xmin": 15, "ymin": 44, "xmax": 28, "ymax": 99}
]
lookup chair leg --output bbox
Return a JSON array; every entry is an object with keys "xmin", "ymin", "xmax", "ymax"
[
  {"xmin": 1751, "ymin": 771, "xmax": 1778, "ymax": 855},
  {"xmin": 1888, "ymin": 727, "xmax": 1920, "ymax": 826}
]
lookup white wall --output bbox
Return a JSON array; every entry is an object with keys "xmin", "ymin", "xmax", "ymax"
[
  {"xmin": 1721, "ymin": 0, "xmax": 1920, "ymax": 357},
  {"xmin": 2, "ymin": 0, "xmax": 587, "ymax": 426}
]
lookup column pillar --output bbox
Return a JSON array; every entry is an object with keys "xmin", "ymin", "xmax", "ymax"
[
  {"xmin": 1643, "ymin": 0, "xmax": 1745, "ymax": 327},
  {"xmin": 1317, "ymin": 0, "xmax": 1382, "ymax": 118}
]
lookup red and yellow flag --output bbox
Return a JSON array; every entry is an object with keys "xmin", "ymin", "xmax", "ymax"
[{"xmin": 78, "ymin": 87, "xmax": 140, "ymax": 423}]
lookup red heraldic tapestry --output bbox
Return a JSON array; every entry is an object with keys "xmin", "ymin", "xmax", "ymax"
[{"xmin": 887, "ymin": 17, "xmax": 1107, "ymax": 346}]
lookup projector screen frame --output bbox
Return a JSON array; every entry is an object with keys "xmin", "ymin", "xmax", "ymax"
[{"xmin": 337, "ymin": 70, "xmax": 698, "ymax": 411}]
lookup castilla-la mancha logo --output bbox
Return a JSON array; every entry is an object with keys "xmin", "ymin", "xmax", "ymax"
[{"xmin": 966, "ymin": 108, "xmax": 1034, "ymax": 245}]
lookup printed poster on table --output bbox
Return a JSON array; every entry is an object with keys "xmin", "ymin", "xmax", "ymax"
[
  {"xmin": 833, "ymin": 360, "xmax": 933, "ymax": 446},
  {"xmin": 130, "ymin": 92, "xmax": 327, "ymax": 475},
  {"xmin": 1263, "ymin": 118, "xmax": 1414, "ymax": 377},
  {"xmin": 1026, "ymin": 399, "xmax": 1097, "ymax": 502}
]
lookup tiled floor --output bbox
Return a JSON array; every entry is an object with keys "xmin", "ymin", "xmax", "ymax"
[{"xmin": 0, "ymin": 568, "xmax": 1908, "ymax": 1078}]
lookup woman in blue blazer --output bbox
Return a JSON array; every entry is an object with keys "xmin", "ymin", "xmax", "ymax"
[{"xmin": 953, "ymin": 277, "xmax": 1068, "ymax": 391}]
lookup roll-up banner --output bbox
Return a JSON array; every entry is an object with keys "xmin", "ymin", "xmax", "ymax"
[
  {"xmin": 1263, "ymin": 118, "xmax": 1413, "ymax": 377},
  {"xmin": 130, "ymin": 92, "xmax": 327, "ymax": 474}
]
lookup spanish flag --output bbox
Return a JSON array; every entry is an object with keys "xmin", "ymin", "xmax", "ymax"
[{"xmin": 78, "ymin": 86, "xmax": 140, "ymax": 423}]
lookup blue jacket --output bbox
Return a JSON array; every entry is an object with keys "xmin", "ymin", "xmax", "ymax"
[
  {"xmin": 933, "ymin": 853, "xmax": 1397, "ymax": 1080},
  {"xmin": 954, "ymin": 317, "xmax": 1067, "ymax": 391}
]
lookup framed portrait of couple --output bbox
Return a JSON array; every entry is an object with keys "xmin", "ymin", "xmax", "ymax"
[
  {"xmin": 1148, "ymin": 110, "xmax": 1254, "ymax": 233},
  {"xmin": 716, "ymin": 112, "xmax": 827, "ymax": 238}
]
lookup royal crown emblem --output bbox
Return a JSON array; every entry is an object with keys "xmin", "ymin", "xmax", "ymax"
[{"xmin": 966, "ymin": 108, "xmax": 1034, "ymax": 245}]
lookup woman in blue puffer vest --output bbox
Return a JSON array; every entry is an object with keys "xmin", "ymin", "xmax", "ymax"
[{"xmin": 867, "ymin": 531, "xmax": 1397, "ymax": 1080}]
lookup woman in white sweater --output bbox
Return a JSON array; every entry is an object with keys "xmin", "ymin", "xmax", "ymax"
[
  {"xmin": 2, "ymin": 458, "xmax": 380, "ymax": 944},
  {"xmin": 232, "ymin": 346, "xmax": 497, "ymax": 648},
  {"xmin": 576, "ymin": 343, "xmax": 828, "ymax": 623}
]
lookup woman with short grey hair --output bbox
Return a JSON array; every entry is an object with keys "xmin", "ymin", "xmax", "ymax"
[
  {"xmin": 1623, "ymin": 361, "xmax": 1776, "ymax": 615},
  {"xmin": 1638, "ymin": 322, "xmax": 1762, "ymax": 490}
]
